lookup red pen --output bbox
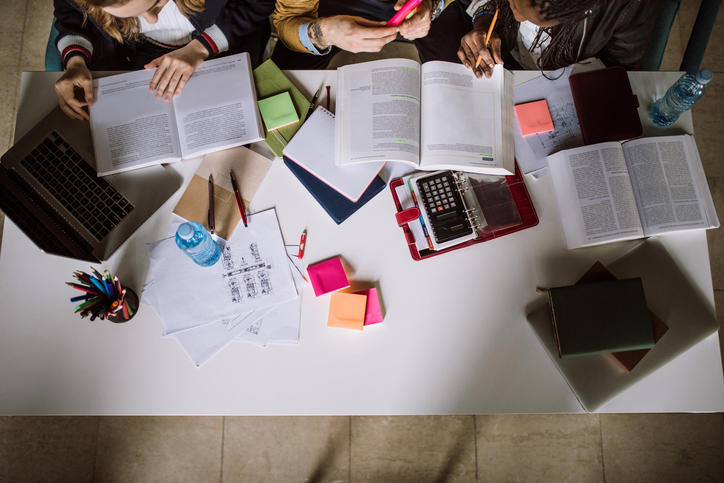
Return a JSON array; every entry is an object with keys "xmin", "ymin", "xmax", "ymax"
[
  {"xmin": 229, "ymin": 170, "xmax": 248, "ymax": 227},
  {"xmin": 297, "ymin": 230, "xmax": 307, "ymax": 259}
]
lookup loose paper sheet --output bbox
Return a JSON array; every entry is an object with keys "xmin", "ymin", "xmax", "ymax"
[{"xmin": 144, "ymin": 209, "xmax": 298, "ymax": 334}]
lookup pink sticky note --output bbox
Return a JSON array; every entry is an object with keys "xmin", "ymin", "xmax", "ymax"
[
  {"xmin": 514, "ymin": 99, "xmax": 554, "ymax": 136},
  {"xmin": 356, "ymin": 288, "xmax": 383, "ymax": 325},
  {"xmin": 307, "ymin": 257, "xmax": 350, "ymax": 297}
]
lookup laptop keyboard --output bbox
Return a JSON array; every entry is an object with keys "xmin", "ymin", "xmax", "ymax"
[{"xmin": 20, "ymin": 131, "xmax": 134, "ymax": 241}]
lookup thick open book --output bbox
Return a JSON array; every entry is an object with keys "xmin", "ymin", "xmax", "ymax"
[
  {"xmin": 547, "ymin": 135, "xmax": 719, "ymax": 249},
  {"xmin": 90, "ymin": 53, "xmax": 264, "ymax": 176},
  {"xmin": 335, "ymin": 59, "xmax": 514, "ymax": 176}
]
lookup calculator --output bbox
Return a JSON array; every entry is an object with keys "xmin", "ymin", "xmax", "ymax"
[{"xmin": 415, "ymin": 171, "xmax": 473, "ymax": 244}]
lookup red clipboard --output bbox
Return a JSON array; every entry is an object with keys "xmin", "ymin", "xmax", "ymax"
[{"xmin": 390, "ymin": 164, "xmax": 539, "ymax": 261}]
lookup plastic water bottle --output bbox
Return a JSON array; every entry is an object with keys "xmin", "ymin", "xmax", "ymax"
[
  {"xmin": 649, "ymin": 69, "xmax": 713, "ymax": 126},
  {"xmin": 175, "ymin": 221, "xmax": 221, "ymax": 267}
]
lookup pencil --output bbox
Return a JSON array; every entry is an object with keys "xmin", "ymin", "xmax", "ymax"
[
  {"xmin": 66, "ymin": 282, "xmax": 103, "ymax": 296},
  {"xmin": 475, "ymin": 8, "xmax": 499, "ymax": 69}
]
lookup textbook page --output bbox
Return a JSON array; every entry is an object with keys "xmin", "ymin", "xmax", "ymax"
[
  {"xmin": 548, "ymin": 142, "xmax": 644, "ymax": 249},
  {"xmin": 335, "ymin": 58, "xmax": 421, "ymax": 166},
  {"xmin": 420, "ymin": 62, "xmax": 514, "ymax": 175},
  {"xmin": 90, "ymin": 69, "xmax": 181, "ymax": 176},
  {"xmin": 623, "ymin": 135, "xmax": 719, "ymax": 236},
  {"xmin": 173, "ymin": 53, "xmax": 264, "ymax": 159}
]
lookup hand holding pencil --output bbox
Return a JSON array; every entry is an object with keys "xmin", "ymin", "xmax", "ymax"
[{"xmin": 458, "ymin": 8, "xmax": 503, "ymax": 79}]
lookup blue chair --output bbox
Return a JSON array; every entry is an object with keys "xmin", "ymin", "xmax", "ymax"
[
  {"xmin": 45, "ymin": 19, "xmax": 62, "ymax": 71},
  {"xmin": 641, "ymin": 0, "xmax": 722, "ymax": 72}
]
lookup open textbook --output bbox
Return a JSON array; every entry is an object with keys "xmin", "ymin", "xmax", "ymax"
[
  {"xmin": 547, "ymin": 135, "xmax": 719, "ymax": 249},
  {"xmin": 335, "ymin": 59, "xmax": 514, "ymax": 176},
  {"xmin": 90, "ymin": 53, "xmax": 264, "ymax": 176}
]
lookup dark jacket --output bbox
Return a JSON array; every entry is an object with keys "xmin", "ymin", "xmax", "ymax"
[
  {"xmin": 53, "ymin": 0, "xmax": 274, "ymax": 69},
  {"xmin": 494, "ymin": 0, "xmax": 660, "ymax": 70}
]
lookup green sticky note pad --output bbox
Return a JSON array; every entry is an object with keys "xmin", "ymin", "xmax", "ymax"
[{"xmin": 258, "ymin": 91, "xmax": 299, "ymax": 131}]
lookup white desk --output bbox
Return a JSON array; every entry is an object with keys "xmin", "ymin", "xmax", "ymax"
[{"xmin": 0, "ymin": 70, "xmax": 722, "ymax": 415}]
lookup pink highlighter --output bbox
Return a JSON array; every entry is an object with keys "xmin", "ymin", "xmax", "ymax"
[{"xmin": 386, "ymin": 0, "xmax": 422, "ymax": 26}]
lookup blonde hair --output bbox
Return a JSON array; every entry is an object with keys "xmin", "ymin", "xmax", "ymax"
[{"xmin": 76, "ymin": 0, "xmax": 206, "ymax": 42}]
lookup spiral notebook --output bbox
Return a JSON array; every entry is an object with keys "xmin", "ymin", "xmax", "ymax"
[{"xmin": 283, "ymin": 107, "xmax": 385, "ymax": 202}]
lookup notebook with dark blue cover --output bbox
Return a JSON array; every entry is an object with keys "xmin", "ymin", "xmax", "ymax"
[{"xmin": 283, "ymin": 156, "xmax": 386, "ymax": 224}]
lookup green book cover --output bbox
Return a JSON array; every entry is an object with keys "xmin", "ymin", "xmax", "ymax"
[
  {"xmin": 548, "ymin": 278, "xmax": 655, "ymax": 358},
  {"xmin": 253, "ymin": 59, "xmax": 311, "ymax": 157},
  {"xmin": 258, "ymin": 91, "xmax": 299, "ymax": 131}
]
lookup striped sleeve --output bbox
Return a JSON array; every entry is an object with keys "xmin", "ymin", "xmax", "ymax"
[
  {"xmin": 57, "ymin": 34, "xmax": 93, "ymax": 66},
  {"xmin": 197, "ymin": 24, "xmax": 229, "ymax": 57}
]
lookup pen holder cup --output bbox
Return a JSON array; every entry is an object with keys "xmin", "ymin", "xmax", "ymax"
[{"xmin": 107, "ymin": 288, "xmax": 139, "ymax": 323}]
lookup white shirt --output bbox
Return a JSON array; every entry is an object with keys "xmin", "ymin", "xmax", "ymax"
[
  {"xmin": 139, "ymin": 1, "xmax": 196, "ymax": 47},
  {"xmin": 466, "ymin": 0, "xmax": 551, "ymax": 70}
]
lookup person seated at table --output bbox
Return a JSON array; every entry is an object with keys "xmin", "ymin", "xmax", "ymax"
[
  {"xmin": 53, "ymin": 0, "xmax": 274, "ymax": 120},
  {"xmin": 452, "ymin": 0, "xmax": 659, "ymax": 78},
  {"xmin": 270, "ymin": 0, "xmax": 460, "ymax": 70}
]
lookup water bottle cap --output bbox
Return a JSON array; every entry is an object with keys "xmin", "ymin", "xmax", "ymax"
[
  {"xmin": 696, "ymin": 69, "xmax": 713, "ymax": 85},
  {"xmin": 177, "ymin": 223, "xmax": 194, "ymax": 240}
]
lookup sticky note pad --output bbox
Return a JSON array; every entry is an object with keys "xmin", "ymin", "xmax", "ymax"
[
  {"xmin": 258, "ymin": 91, "xmax": 299, "ymax": 131},
  {"xmin": 328, "ymin": 292, "xmax": 367, "ymax": 331},
  {"xmin": 356, "ymin": 288, "xmax": 383, "ymax": 325},
  {"xmin": 307, "ymin": 257, "xmax": 349, "ymax": 297},
  {"xmin": 514, "ymin": 99, "xmax": 554, "ymax": 136}
]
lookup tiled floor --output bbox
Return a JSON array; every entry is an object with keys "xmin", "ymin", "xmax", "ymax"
[{"xmin": 1, "ymin": 1, "xmax": 723, "ymax": 482}]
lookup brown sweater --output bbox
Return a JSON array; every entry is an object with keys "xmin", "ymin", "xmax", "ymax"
[{"xmin": 273, "ymin": 0, "xmax": 455, "ymax": 53}]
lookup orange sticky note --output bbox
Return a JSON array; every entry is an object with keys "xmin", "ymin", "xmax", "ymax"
[
  {"xmin": 328, "ymin": 292, "xmax": 367, "ymax": 331},
  {"xmin": 514, "ymin": 99, "xmax": 554, "ymax": 136}
]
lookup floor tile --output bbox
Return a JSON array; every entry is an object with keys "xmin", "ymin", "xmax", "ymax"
[
  {"xmin": 222, "ymin": 416, "xmax": 349, "ymax": 483},
  {"xmin": 95, "ymin": 416, "xmax": 223, "ymax": 483},
  {"xmin": 0, "ymin": 416, "xmax": 98, "ymax": 483},
  {"xmin": 351, "ymin": 415, "xmax": 476, "ymax": 483},
  {"xmin": 476, "ymin": 414, "xmax": 603, "ymax": 483},
  {"xmin": 706, "ymin": 177, "xmax": 724, "ymax": 290},
  {"xmin": 601, "ymin": 413, "xmax": 724, "ymax": 482},
  {"xmin": 0, "ymin": 32, "xmax": 22, "ymax": 66},
  {"xmin": 0, "ymin": 0, "xmax": 27, "ymax": 33},
  {"xmin": 660, "ymin": 13, "xmax": 683, "ymax": 71},
  {"xmin": 678, "ymin": 0, "xmax": 724, "ymax": 72},
  {"xmin": 19, "ymin": 0, "xmax": 54, "ymax": 70},
  {"xmin": 692, "ymin": 74, "xmax": 724, "ymax": 177},
  {"xmin": 0, "ymin": 68, "xmax": 20, "ymax": 153}
]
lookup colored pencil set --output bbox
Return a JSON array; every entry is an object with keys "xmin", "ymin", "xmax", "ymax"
[{"xmin": 66, "ymin": 268, "xmax": 137, "ymax": 322}]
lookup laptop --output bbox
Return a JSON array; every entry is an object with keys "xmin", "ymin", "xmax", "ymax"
[{"xmin": 0, "ymin": 106, "xmax": 182, "ymax": 262}]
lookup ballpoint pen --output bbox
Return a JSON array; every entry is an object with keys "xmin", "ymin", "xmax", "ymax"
[
  {"xmin": 305, "ymin": 85, "xmax": 323, "ymax": 120},
  {"xmin": 229, "ymin": 170, "xmax": 248, "ymax": 227},
  {"xmin": 297, "ymin": 229, "xmax": 307, "ymax": 259},
  {"xmin": 407, "ymin": 180, "xmax": 434, "ymax": 251},
  {"xmin": 208, "ymin": 174, "xmax": 215, "ymax": 234}
]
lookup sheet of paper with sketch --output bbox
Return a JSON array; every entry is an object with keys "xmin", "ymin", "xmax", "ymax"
[{"xmin": 143, "ymin": 209, "xmax": 298, "ymax": 334}]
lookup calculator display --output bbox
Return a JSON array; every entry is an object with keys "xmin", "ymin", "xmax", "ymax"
[{"xmin": 416, "ymin": 171, "xmax": 473, "ymax": 244}]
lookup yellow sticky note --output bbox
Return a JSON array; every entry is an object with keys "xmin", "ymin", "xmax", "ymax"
[
  {"xmin": 514, "ymin": 99, "xmax": 555, "ymax": 136},
  {"xmin": 328, "ymin": 292, "xmax": 367, "ymax": 331}
]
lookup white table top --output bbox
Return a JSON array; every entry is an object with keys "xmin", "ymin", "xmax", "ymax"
[{"xmin": 0, "ymin": 68, "xmax": 722, "ymax": 415}]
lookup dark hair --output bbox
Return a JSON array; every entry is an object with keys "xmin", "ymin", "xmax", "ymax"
[{"xmin": 490, "ymin": 0, "xmax": 600, "ymax": 70}]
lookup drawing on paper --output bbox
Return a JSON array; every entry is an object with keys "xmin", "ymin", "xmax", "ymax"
[{"xmin": 221, "ymin": 242, "xmax": 274, "ymax": 303}]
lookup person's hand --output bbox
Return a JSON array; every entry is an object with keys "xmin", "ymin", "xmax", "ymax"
[
  {"xmin": 311, "ymin": 15, "xmax": 398, "ymax": 53},
  {"xmin": 395, "ymin": 0, "xmax": 433, "ymax": 40},
  {"xmin": 144, "ymin": 39, "xmax": 209, "ymax": 100},
  {"xmin": 458, "ymin": 18, "xmax": 503, "ymax": 79},
  {"xmin": 54, "ymin": 56, "xmax": 94, "ymax": 120}
]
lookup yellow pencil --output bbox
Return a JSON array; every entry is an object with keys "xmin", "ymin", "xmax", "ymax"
[{"xmin": 475, "ymin": 8, "xmax": 499, "ymax": 69}]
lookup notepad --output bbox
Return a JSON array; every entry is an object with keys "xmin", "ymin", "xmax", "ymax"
[
  {"xmin": 258, "ymin": 91, "xmax": 299, "ymax": 131},
  {"xmin": 328, "ymin": 292, "xmax": 367, "ymax": 331},
  {"xmin": 515, "ymin": 99, "xmax": 554, "ymax": 136},
  {"xmin": 307, "ymin": 257, "xmax": 350, "ymax": 297},
  {"xmin": 356, "ymin": 288, "xmax": 383, "ymax": 325},
  {"xmin": 283, "ymin": 107, "xmax": 385, "ymax": 202}
]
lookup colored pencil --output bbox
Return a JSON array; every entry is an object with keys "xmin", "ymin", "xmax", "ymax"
[{"xmin": 475, "ymin": 8, "xmax": 499, "ymax": 69}]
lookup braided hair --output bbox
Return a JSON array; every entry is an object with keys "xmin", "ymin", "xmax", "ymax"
[{"xmin": 488, "ymin": 0, "xmax": 601, "ymax": 70}]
